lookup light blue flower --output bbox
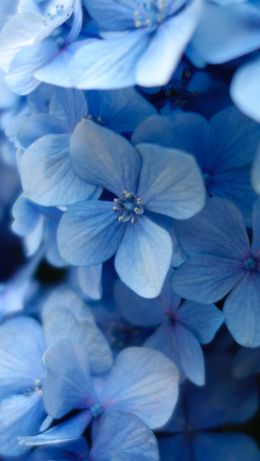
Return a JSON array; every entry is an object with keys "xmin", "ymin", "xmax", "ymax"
[
  {"xmin": 0, "ymin": 0, "xmax": 83, "ymax": 94},
  {"xmin": 115, "ymin": 278, "xmax": 223, "ymax": 385},
  {"xmin": 57, "ymin": 119, "xmax": 206, "ymax": 297},
  {"xmin": 172, "ymin": 197, "xmax": 260, "ymax": 347},
  {"xmin": 65, "ymin": 0, "xmax": 203, "ymax": 89},
  {"xmin": 132, "ymin": 106, "xmax": 260, "ymax": 223},
  {"xmin": 43, "ymin": 340, "xmax": 179, "ymax": 429}
]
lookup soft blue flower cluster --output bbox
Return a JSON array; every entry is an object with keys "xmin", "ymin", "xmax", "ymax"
[{"xmin": 0, "ymin": 1, "xmax": 259, "ymax": 460}]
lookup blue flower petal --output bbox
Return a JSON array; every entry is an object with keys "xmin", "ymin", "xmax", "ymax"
[
  {"xmin": 175, "ymin": 198, "xmax": 250, "ymax": 259},
  {"xmin": 176, "ymin": 301, "xmax": 224, "ymax": 344},
  {"xmin": 43, "ymin": 340, "xmax": 96, "ymax": 419},
  {"xmin": 50, "ymin": 88, "xmax": 88, "ymax": 132},
  {"xmin": 172, "ymin": 254, "xmax": 244, "ymax": 303},
  {"xmin": 136, "ymin": 0, "xmax": 202, "ymax": 87},
  {"xmin": 0, "ymin": 393, "xmax": 45, "ymax": 456},
  {"xmin": 145, "ymin": 324, "xmax": 205, "ymax": 386},
  {"xmin": 0, "ymin": 317, "xmax": 44, "ymax": 399},
  {"xmin": 6, "ymin": 39, "xmax": 59, "ymax": 95},
  {"xmin": 115, "ymin": 216, "xmax": 172, "ymax": 298},
  {"xmin": 91, "ymin": 411, "xmax": 159, "ymax": 461},
  {"xmin": 86, "ymin": 87, "xmax": 157, "ymax": 133},
  {"xmin": 231, "ymin": 56, "xmax": 260, "ymax": 123},
  {"xmin": 191, "ymin": 3, "xmax": 260, "ymax": 63},
  {"xmin": 58, "ymin": 201, "xmax": 125, "ymax": 266},
  {"xmin": 69, "ymin": 30, "xmax": 149, "ymax": 89},
  {"xmin": 114, "ymin": 280, "xmax": 164, "ymax": 327},
  {"xmin": 224, "ymin": 273, "xmax": 260, "ymax": 347},
  {"xmin": 70, "ymin": 119, "xmax": 141, "ymax": 196},
  {"xmin": 20, "ymin": 411, "xmax": 91, "ymax": 447},
  {"xmin": 21, "ymin": 134, "xmax": 98, "ymax": 206},
  {"xmin": 17, "ymin": 114, "xmax": 67, "ymax": 149},
  {"xmin": 137, "ymin": 144, "xmax": 205, "ymax": 219},
  {"xmin": 100, "ymin": 347, "xmax": 179, "ymax": 429},
  {"xmin": 43, "ymin": 305, "xmax": 112, "ymax": 374},
  {"xmin": 77, "ymin": 265, "xmax": 103, "ymax": 301}
]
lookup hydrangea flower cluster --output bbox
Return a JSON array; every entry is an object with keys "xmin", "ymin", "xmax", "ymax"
[{"xmin": 0, "ymin": 1, "xmax": 259, "ymax": 460}]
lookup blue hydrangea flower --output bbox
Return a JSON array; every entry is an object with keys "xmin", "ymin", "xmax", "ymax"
[
  {"xmin": 172, "ymin": 197, "xmax": 260, "ymax": 347},
  {"xmin": 0, "ymin": 317, "xmax": 46, "ymax": 456},
  {"xmin": 132, "ymin": 106, "xmax": 260, "ymax": 223},
  {"xmin": 115, "ymin": 279, "xmax": 223, "ymax": 385},
  {"xmin": 0, "ymin": 0, "xmax": 83, "ymax": 94},
  {"xmin": 159, "ymin": 353, "xmax": 259, "ymax": 461},
  {"xmin": 43, "ymin": 341, "xmax": 179, "ymax": 431},
  {"xmin": 57, "ymin": 119, "xmax": 205, "ymax": 297},
  {"xmin": 0, "ymin": 291, "xmax": 112, "ymax": 455},
  {"xmin": 19, "ymin": 87, "xmax": 155, "ymax": 207},
  {"xmin": 65, "ymin": 0, "xmax": 203, "ymax": 89},
  {"xmin": 22, "ymin": 412, "xmax": 159, "ymax": 461}
]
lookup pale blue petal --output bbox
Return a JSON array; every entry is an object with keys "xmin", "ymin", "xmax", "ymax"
[
  {"xmin": 91, "ymin": 411, "xmax": 159, "ymax": 461},
  {"xmin": 43, "ymin": 340, "xmax": 97, "ymax": 419},
  {"xmin": 115, "ymin": 216, "xmax": 172, "ymax": 298},
  {"xmin": 136, "ymin": 0, "xmax": 202, "ymax": 86},
  {"xmin": 231, "ymin": 56, "xmax": 260, "ymax": 123},
  {"xmin": 137, "ymin": 144, "xmax": 205, "ymax": 219},
  {"xmin": 17, "ymin": 114, "xmax": 67, "ymax": 149},
  {"xmin": 21, "ymin": 134, "xmax": 98, "ymax": 206},
  {"xmin": 0, "ymin": 317, "xmax": 44, "ymax": 398},
  {"xmin": 20, "ymin": 411, "xmax": 91, "ymax": 447},
  {"xmin": 172, "ymin": 254, "xmax": 244, "ymax": 303},
  {"xmin": 100, "ymin": 347, "xmax": 179, "ymax": 429},
  {"xmin": 11, "ymin": 194, "xmax": 42, "ymax": 237},
  {"xmin": 175, "ymin": 198, "xmax": 250, "ymax": 259},
  {"xmin": 86, "ymin": 87, "xmax": 157, "ymax": 133},
  {"xmin": 70, "ymin": 31, "xmax": 149, "ymax": 89},
  {"xmin": 77, "ymin": 265, "xmax": 103, "ymax": 301},
  {"xmin": 132, "ymin": 112, "xmax": 210, "ymax": 169},
  {"xmin": 209, "ymin": 168, "xmax": 256, "ymax": 225},
  {"xmin": 209, "ymin": 106, "xmax": 260, "ymax": 170},
  {"xmin": 176, "ymin": 301, "xmax": 224, "ymax": 344},
  {"xmin": 70, "ymin": 119, "xmax": 141, "ymax": 196},
  {"xmin": 145, "ymin": 325, "xmax": 205, "ymax": 386},
  {"xmin": 43, "ymin": 306, "xmax": 112, "ymax": 374},
  {"xmin": 0, "ymin": 393, "xmax": 45, "ymax": 456},
  {"xmin": 0, "ymin": 13, "xmax": 47, "ymax": 72},
  {"xmin": 191, "ymin": 4, "xmax": 260, "ymax": 63},
  {"xmin": 224, "ymin": 273, "xmax": 260, "ymax": 347},
  {"xmin": 50, "ymin": 88, "xmax": 88, "ymax": 131},
  {"xmin": 34, "ymin": 42, "xmax": 82, "ymax": 88},
  {"xmin": 6, "ymin": 39, "xmax": 59, "ymax": 95},
  {"xmin": 58, "ymin": 201, "xmax": 125, "ymax": 266}
]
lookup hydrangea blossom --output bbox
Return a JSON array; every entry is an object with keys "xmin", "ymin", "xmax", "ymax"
[
  {"xmin": 172, "ymin": 198, "xmax": 260, "ymax": 347},
  {"xmin": 57, "ymin": 119, "xmax": 205, "ymax": 297}
]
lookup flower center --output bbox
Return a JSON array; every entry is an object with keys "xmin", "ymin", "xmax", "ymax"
[
  {"xmin": 133, "ymin": 0, "xmax": 168, "ymax": 30},
  {"xmin": 90, "ymin": 403, "xmax": 104, "ymax": 418},
  {"xmin": 113, "ymin": 191, "xmax": 144, "ymax": 224},
  {"xmin": 244, "ymin": 257, "xmax": 257, "ymax": 271}
]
